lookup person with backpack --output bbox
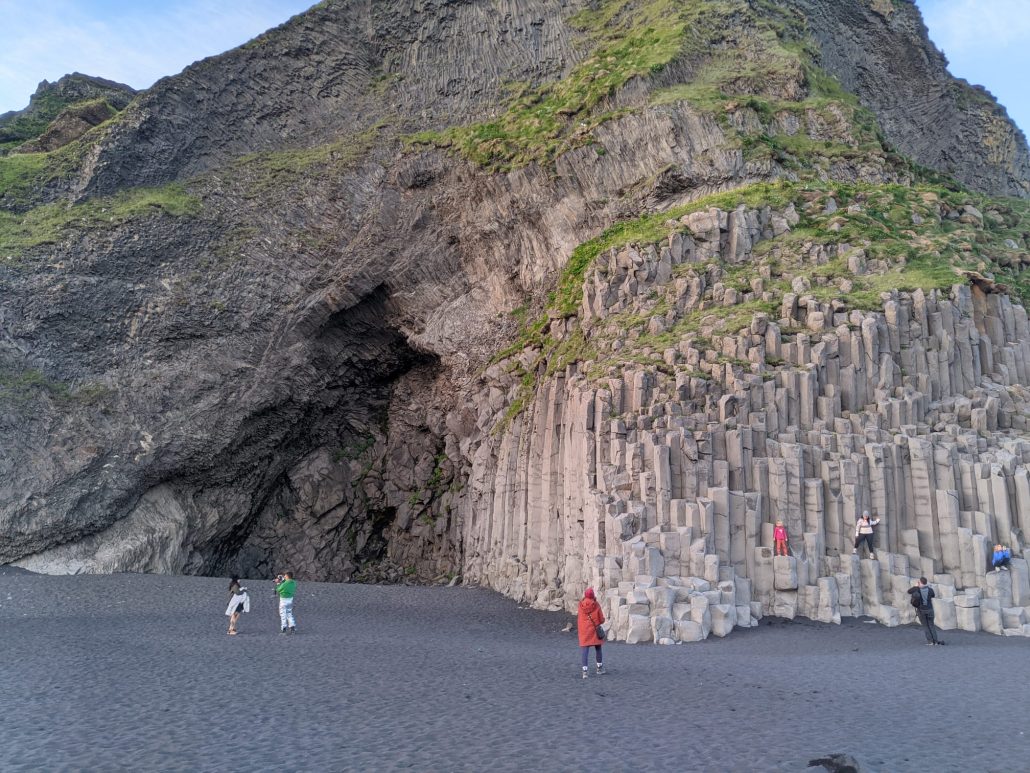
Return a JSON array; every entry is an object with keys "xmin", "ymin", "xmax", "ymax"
[
  {"xmin": 577, "ymin": 588, "xmax": 605, "ymax": 679},
  {"xmin": 907, "ymin": 577, "xmax": 944, "ymax": 646}
]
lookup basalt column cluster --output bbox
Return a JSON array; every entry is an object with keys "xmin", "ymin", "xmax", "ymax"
[{"xmin": 463, "ymin": 200, "xmax": 1030, "ymax": 641}]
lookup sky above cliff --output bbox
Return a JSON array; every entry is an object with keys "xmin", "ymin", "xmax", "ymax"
[{"xmin": 0, "ymin": 0, "xmax": 1026, "ymax": 138}]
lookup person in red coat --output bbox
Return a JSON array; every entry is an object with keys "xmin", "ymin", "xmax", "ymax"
[
  {"xmin": 577, "ymin": 588, "xmax": 606, "ymax": 678},
  {"xmin": 773, "ymin": 520, "xmax": 789, "ymax": 556}
]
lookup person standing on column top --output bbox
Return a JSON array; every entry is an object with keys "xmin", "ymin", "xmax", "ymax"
[
  {"xmin": 275, "ymin": 572, "xmax": 297, "ymax": 634},
  {"xmin": 773, "ymin": 520, "xmax": 789, "ymax": 556},
  {"xmin": 853, "ymin": 511, "xmax": 880, "ymax": 560},
  {"xmin": 908, "ymin": 577, "xmax": 944, "ymax": 645}
]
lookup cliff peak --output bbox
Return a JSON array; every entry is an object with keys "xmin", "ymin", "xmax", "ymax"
[{"xmin": 0, "ymin": 72, "xmax": 135, "ymax": 154}]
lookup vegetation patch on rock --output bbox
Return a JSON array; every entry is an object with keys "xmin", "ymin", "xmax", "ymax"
[{"xmin": 0, "ymin": 183, "xmax": 201, "ymax": 255}]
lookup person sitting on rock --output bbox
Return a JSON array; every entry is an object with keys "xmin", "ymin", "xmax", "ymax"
[
  {"xmin": 853, "ymin": 511, "xmax": 880, "ymax": 560},
  {"xmin": 773, "ymin": 520, "xmax": 789, "ymax": 556},
  {"xmin": 992, "ymin": 544, "xmax": 1012, "ymax": 572},
  {"xmin": 577, "ymin": 588, "xmax": 605, "ymax": 679}
]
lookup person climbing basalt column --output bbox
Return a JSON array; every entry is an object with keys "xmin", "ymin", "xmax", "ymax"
[
  {"xmin": 992, "ymin": 544, "xmax": 1012, "ymax": 572},
  {"xmin": 577, "ymin": 588, "xmax": 605, "ymax": 679},
  {"xmin": 853, "ymin": 512, "xmax": 881, "ymax": 560},
  {"xmin": 774, "ymin": 520, "xmax": 789, "ymax": 556}
]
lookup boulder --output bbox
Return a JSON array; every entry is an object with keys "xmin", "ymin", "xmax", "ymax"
[
  {"xmin": 626, "ymin": 614, "xmax": 654, "ymax": 644},
  {"xmin": 710, "ymin": 604, "xmax": 737, "ymax": 637}
]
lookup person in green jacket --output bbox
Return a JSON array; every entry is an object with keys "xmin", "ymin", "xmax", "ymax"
[{"xmin": 274, "ymin": 572, "xmax": 297, "ymax": 634}]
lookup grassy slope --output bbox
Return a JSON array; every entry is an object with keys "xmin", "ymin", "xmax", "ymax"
[
  {"xmin": 407, "ymin": 0, "xmax": 884, "ymax": 173},
  {"xmin": 0, "ymin": 184, "xmax": 201, "ymax": 255}
]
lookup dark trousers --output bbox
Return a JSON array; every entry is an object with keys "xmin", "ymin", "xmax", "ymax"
[
  {"xmin": 994, "ymin": 557, "xmax": 1011, "ymax": 570},
  {"xmin": 917, "ymin": 608, "xmax": 939, "ymax": 643},
  {"xmin": 581, "ymin": 645, "xmax": 602, "ymax": 667},
  {"xmin": 855, "ymin": 533, "xmax": 875, "ymax": 556}
]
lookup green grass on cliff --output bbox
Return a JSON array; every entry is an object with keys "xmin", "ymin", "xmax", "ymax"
[
  {"xmin": 549, "ymin": 183, "xmax": 796, "ymax": 317},
  {"xmin": 492, "ymin": 180, "xmax": 1030, "ymax": 429},
  {"xmin": 0, "ymin": 100, "xmax": 135, "ymax": 210},
  {"xmin": 408, "ymin": 0, "xmax": 885, "ymax": 175},
  {"xmin": 407, "ymin": 0, "xmax": 715, "ymax": 171},
  {"xmin": 228, "ymin": 123, "xmax": 386, "ymax": 195},
  {"xmin": 0, "ymin": 184, "xmax": 201, "ymax": 255},
  {"xmin": 0, "ymin": 367, "xmax": 70, "ymax": 403},
  {"xmin": 0, "ymin": 127, "xmax": 114, "ymax": 209},
  {"xmin": 0, "ymin": 88, "xmax": 81, "ymax": 149}
]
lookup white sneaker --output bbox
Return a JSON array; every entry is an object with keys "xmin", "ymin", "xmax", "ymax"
[
  {"xmin": 581, "ymin": 670, "xmax": 588, "ymax": 679},
  {"xmin": 596, "ymin": 665, "xmax": 605, "ymax": 675}
]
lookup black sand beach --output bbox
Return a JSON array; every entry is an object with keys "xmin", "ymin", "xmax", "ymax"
[{"xmin": 0, "ymin": 572, "xmax": 1026, "ymax": 773}]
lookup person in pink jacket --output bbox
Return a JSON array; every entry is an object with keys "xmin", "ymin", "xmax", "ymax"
[{"xmin": 773, "ymin": 520, "xmax": 789, "ymax": 556}]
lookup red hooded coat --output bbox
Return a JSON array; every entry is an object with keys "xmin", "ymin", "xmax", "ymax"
[{"xmin": 577, "ymin": 596, "xmax": 605, "ymax": 646}]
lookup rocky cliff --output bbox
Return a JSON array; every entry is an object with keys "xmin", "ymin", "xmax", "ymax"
[
  {"xmin": 2, "ymin": 0, "xmax": 1030, "ymax": 640},
  {"xmin": 0, "ymin": 74, "xmax": 135, "ymax": 155}
]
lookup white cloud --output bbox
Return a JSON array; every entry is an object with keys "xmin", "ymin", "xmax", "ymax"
[{"xmin": 0, "ymin": 0, "xmax": 315, "ymax": 113}]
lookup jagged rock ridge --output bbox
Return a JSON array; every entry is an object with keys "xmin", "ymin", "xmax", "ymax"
[
  {"xmin": 0, "ymin": 73, "xmax": 135, "ymax": 154},
  {"xmin": 1, "ymin": 0, "xmax": 1029, "ymax": 642}
]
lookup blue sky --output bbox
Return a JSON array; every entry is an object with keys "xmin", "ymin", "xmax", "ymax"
[
  {"xmin": 0, "ymin": 0, "xmax": 1026, "ymax": 138},
  {"xmin": 0, "ymin": 0, "xmax": 314, "ymax": 112}
]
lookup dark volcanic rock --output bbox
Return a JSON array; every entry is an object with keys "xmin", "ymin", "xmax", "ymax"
[{"xmin": 77, "ymin": 0, "xmax": 580, "ymax": 197}]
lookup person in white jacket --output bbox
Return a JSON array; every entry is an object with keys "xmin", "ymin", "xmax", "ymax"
[
  {"xmin": 225, "ymin": 576, "xmax": 250, "ymax": 635},
  {"xmin": 853, "ymin": 511, "xmax": 881, "ymax": 560}
]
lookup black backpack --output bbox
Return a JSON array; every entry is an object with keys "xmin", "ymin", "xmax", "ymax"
[{"xmin": 910, "ymin": 587, "xmax": 931, "ymax": 609}]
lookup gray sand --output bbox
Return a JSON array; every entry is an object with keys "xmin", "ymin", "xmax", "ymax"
[{"xmin": 0, "ymin": 573, "xmax": 1026, "ymax": 772}]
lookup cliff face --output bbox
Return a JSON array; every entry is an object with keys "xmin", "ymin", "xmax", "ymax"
[
  {"xmin": 788, "ymin": 0, "xmax": 1030, "ymax": 199},
  {"xmin": 2, "ymin": 0, "xmax": 1030, "ymax": 637},
  {"xmin": 71, "ymin": 0, "xmax": 580, "ymax": 198}
]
